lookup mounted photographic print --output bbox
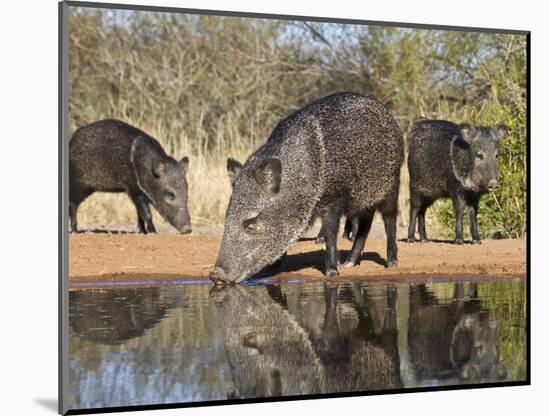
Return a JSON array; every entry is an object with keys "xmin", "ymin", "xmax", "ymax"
[{"xmin": 59, "ymin": 1, "xmax": 529, "ymax": 414}]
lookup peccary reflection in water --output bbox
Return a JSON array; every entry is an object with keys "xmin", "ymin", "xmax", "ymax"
[
  {"xmin": 408, "ymin": 282, "xmax": 507, "ymax": 382},
  {"xmin": 212, "ymin": 282, "xmax": 402, "ymax": 399},
  {"xmin": 212, "ymin": 285, "xmax": 325, "ymax": 398},
  {"xmin": 69, "ymin": 288, "xmax": 170, "ymax": 344},
  {"xmin": 283, "ymin": 283, "xmax": 402, "ymax": 393}
]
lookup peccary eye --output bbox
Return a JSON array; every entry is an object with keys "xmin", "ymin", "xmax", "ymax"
[
  {"xmin": 476, "ymin": 152, "xmax": 484, "ymax": 160},
  {"xmin": 243, "ymin": 217, "xmax": 259, "ymax": 233},
  {"xmin": 165, "ymin": 191, "xmax": 176, "ymax": 202}
]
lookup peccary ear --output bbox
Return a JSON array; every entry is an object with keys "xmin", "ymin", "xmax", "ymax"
[
  {"xmin": 256, "ymin": 158, "xmax": 282, "ymax": 194},
  {"xmin": 459, "ymin": 123, "xmax": 477, "ymax": 144},
  {"xmin": 227, "ymin": 158, "xmax": 243, "ymax": 188},
  {"xmin": 494, "ymin": 125, "xmax": 508, "ymax": 142},
  {"xmin": 152, "ymin": 159, "xmax": 166, "ymax": 178},
  {"xmin": 180, "ymin": 156, "xmax": 189, "ymax": 170}
]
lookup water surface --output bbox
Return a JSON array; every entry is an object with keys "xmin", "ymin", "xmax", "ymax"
[{"xmin": 69, "ymin": 278, "xmax": 526, "ymax": 410}]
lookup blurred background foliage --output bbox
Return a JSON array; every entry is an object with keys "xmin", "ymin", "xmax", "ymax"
[{"xmin": 69, "ymin": 8, "xmax": 526, "ymax": 237}]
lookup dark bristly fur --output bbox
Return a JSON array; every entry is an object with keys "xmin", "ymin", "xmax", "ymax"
[
  {"xmin": 407, "ymin": 118, "xmax": 507, "ymax": 244},
  {"xmin": 69, "ymin": 119, "xmax": 192, "ymax": 234},
  {"xmin": 212, "ymin": 92, "xmax": 404, "ymax": 283}
]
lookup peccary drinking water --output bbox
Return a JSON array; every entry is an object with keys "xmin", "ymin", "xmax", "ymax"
[
  {"xmin": 211, "ymin": 92, "xmax": 404, "ymax": 283},
  {"xmin": 407, "ymin": 118, "xmax": 507, "ymax": 244},
  {"xmin": 69, "ymin": 119, "xmax": 192, "ymax": 234}
]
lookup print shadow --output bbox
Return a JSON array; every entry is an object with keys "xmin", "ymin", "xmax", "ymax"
[{"xmin": 33, "ymin": 398, "xmax": 57, "ymax": 413}]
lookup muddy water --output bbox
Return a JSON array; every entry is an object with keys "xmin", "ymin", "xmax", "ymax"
[{"xmin": 68, "ymin": 278, "xmax": 526, "ymax": 410}]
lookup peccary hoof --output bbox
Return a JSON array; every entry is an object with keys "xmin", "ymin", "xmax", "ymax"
[
  {"xmin": 386, "ymin": 260, "xmax": 398, "ymax": 268},
  {"xmin": 406, "ymin": 237, "xmax": 415, "ymax": 243},
  {"xmin": 343, "ymin": 261, "xmax": 356, "ymax": 269},
  {"xmin": 454, "ymin": 239, "xmax": 464, "ymax": 245},
  {"xmin": 315, "ymin": 236, "xmax": 325, "ymax": 244},
  {"xmin": 472, "ymin": 239, "xmax": 482, "ymax": 245},
  {"xmin": 420, "ymin": 238, "xmax": 429, "ymax": 244},
  {"xmin": 325, "ymin": 267, "xmax": 339, "ymax": 277}
]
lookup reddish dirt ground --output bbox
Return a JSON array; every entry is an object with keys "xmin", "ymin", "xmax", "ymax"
[{"xmin": 69, "ymin": 234, "xmax": 527, "ymax": 284}]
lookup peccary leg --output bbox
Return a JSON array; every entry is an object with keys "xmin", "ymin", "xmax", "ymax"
[
  {"xmin": 315, "ymin": 208, "xmax": 329, "ymax": 244},
  {"xmin": 407, "ymin": 205, "xmax": 419, "ymax": 243},
  {"xmin": 342, "ymin": 217, "xmax": 359, "ymax": 241},
  {"xmin": 417, "ymin": 204, "xmax": 429, "ymax": 243},
  {"xmin": 324, "ymin": 283, "xmax": 339, "ymax": 331},
  {"xmin": 469, "ymin": 282, "xmax": 478, "ymax": 299},
  {"xmin": 382, "ymin": 284, "xmax": 398, "ymax": 335},
  {"xmin": 452, "ymin": 195, "xmax": 466, "ymax": 245},
  {"xmin": 130, "ymin": 193, "xmax": 156, "ymax": 234},
  {"xmin": 342, "ymin": 218, "xmax": 352, "ymax": 240},
  {"xmin": 69, "ymin": 202, "xmax": 79, "ymax": 233},
  {"xmin": 468, "ymin": 197, "xmax": 481, "ymax": 244},
  {"xmin": 454, "ymin": 282, "xmax": 465, "ymax": 299},
  {"xmin": 323, "ymin": 206, "xmax": 343, "ymax": 277},
  {"xmin": 351, "ymin": 217, "xmax": 359, "ymax": 240},
  {"xmin": 315, "ymin": 222, "xmax": 326, "ymax": 244},
  {"xmin": 451, "ymin": 282, "xmax": 467, "ymax": 315},
  {"xmin": 383, "ymin": 213, "xmax": 398, "ymax": 267},
  {"xmin": 343, "ymin": 211, "xmax": 374, "ymax": 268}
]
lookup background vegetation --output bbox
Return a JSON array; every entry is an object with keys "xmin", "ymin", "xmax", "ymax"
[{"xmin": 68, "ymin": 8, "xmax": 527, "ymax": 238}]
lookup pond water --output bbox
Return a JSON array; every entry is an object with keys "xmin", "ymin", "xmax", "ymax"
[{"xmin": 68, "ymin": 278, "xmax": 527, "ymax": 410}]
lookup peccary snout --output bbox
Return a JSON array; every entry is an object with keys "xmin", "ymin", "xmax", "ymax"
[
  {"xmin": 487, "ymin": 179, "xmax": 499, "ymax": 192},
  {"xmin": 210, "ymin": 267, "xmax": 229, "ymax": 285},
  {"xmin": 179, "ymin": 222, "xmax": 192, "ymax": 234}
]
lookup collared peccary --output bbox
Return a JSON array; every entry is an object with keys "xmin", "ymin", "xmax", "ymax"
[
  {"xmin": 211, "ymin": 92, "xmax": 404, "ymax": 283},
  {"xmin": 407, "ymin": 118, "xmax": 507, "ymax": 244},
  {"xmin": 69, "ymin": 119, "xmax": 192, "ymax": 234}
]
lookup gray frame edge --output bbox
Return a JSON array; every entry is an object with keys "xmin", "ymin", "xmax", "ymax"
[
  {"xmin": 59, "ymin": 1, "xmax": 70, "ymax": 415},
  {"xmin": 63, "ymin": 0, "xmax": 529, "ymax": 35}
]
